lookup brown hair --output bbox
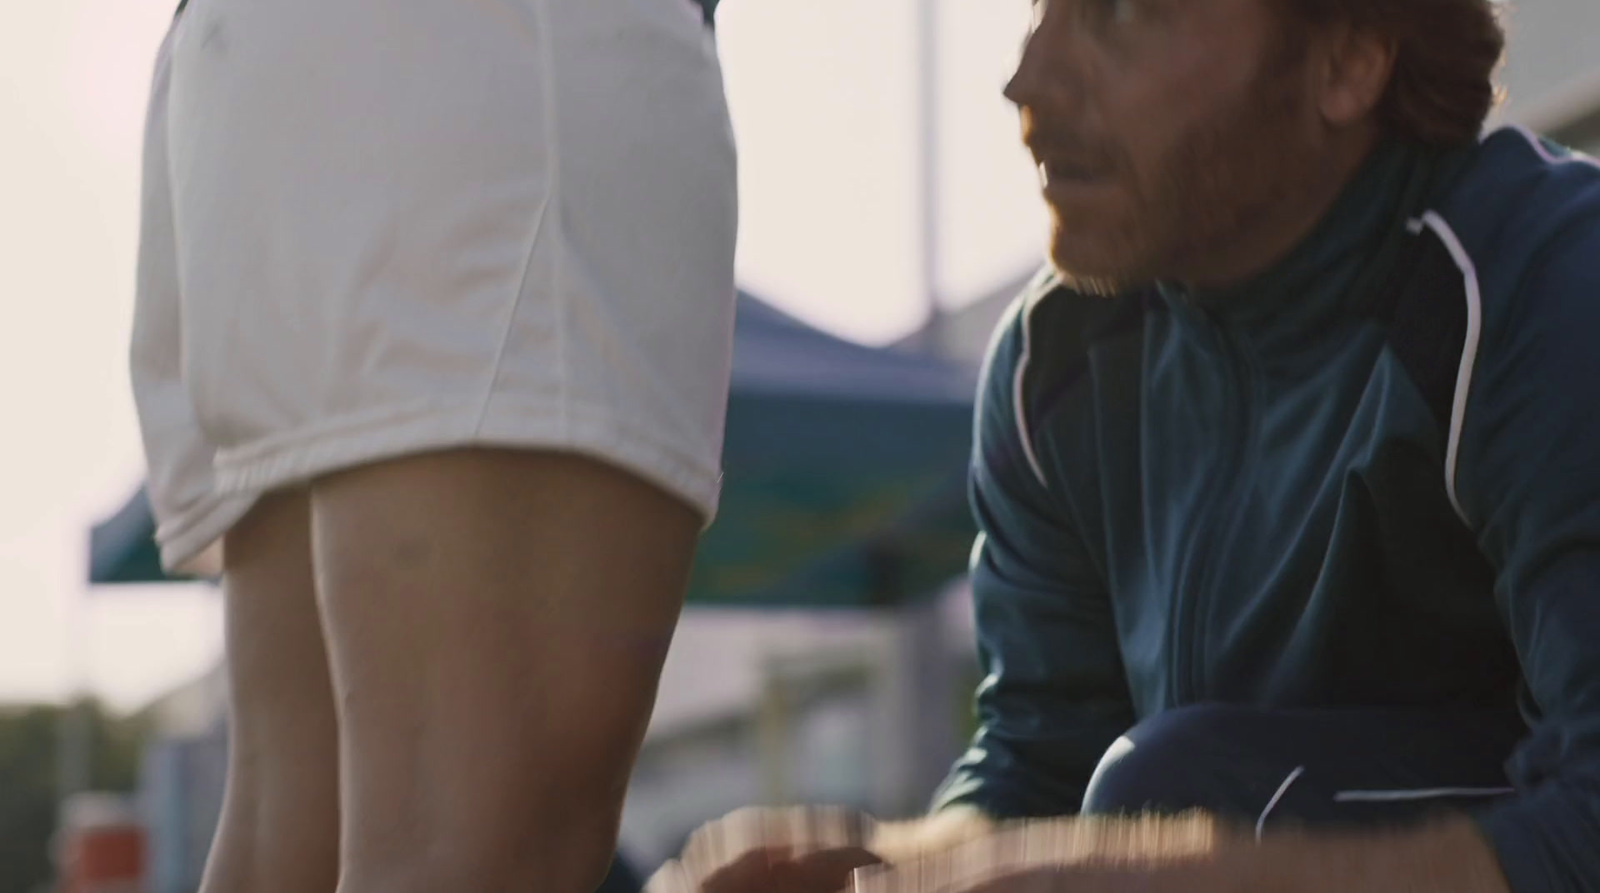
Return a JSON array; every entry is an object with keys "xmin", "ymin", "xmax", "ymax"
[{"xmin": 1282, "ymin": 0, "xmax": 1507, "ymax": 147}]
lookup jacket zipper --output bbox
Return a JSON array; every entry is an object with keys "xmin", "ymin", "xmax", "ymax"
[{"xmin": 1172, "ymin": 313, "xmax": 1258, "ymax": 703}]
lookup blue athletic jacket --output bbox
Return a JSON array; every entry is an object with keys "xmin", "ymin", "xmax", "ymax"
[{"xmin": 932, "ymin": 129, "xmax": 1600, "ymax": 892}]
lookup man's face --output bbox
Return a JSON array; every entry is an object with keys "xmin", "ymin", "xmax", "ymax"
[{"xmin": 1008, "ymin": 0, "xmax": 1329, "ymax": 292}]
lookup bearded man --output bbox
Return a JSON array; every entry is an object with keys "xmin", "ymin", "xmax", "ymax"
[{"xmin": 652, "ymin": 0, "xmax": 1600, "ymax": 891}]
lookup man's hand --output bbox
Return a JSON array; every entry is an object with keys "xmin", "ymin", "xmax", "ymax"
[
  {"xmin": 847, "ymin": 814, "xmax": 1513, "ymax": 893},
  {"xmin": 868, "ymin": 806, "xmax": 997, "ymax": 865},
  {"xmin": 851, "ymin": 812, "xmax": 1226, "ymax": 893},
  {"xmin": 645, "ymin": 806, "xmax": 883, "ymax": 893},
  {"xmin": 645, "ymin": 805, "xmax": 999, "ymax": 893}
]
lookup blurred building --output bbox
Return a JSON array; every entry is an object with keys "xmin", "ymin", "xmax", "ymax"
[
  {"xmin": 134, "ymin": 669, "xmax": 225, "ymax": 893},
  {"xmin": 618, "ymin": 592, "xmax": 976, "ymax": 868},
  {"xmin": 1498, "ymin": 0, "xmax": 1600, "ymax": 152}
]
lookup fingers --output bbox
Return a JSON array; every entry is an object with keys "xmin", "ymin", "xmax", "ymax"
[
  {"xmin": 789, "ymin": 846, "xmax": 887, "ymax": 891},
  {"xmin": 644, "ymin": 858, "xmax": 695, "ymax": 893},
  {"xmin": 647, "ymin": 806, "xmax": 880, "ymax": 893},
  {"xmin": 852, "ymin": 826, "xmax": 1055, "ymax": 893},
  {"xmin": 852, "ymin": 860, "xmax": 1063, "ymax": 893},
  {"xmin": 703, "ymin": 848, "xmax": 799, "ymax": 893},
  {"xmin": 699, "ymin": 847, "xmax": 885, "ymax": 893},
  {"xmin": 869, "ymin": 806, "xmax": 997, "ymax": 865},
  {"xmin": 852, "ymin": 819, "xmax": 1098, "ymax": 893},
  {"xmin": 681, "ymin": 806, "xmax": 877, "ymax": 881},
  {"xmin": 648, "ymin": 845, "xmax": 884, "ymax": 893},
  {"xmin": 849, "ymin": 814, "xmax": 1224, "ymax": 893}
]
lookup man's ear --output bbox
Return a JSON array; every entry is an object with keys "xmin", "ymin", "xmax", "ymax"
[{"xmin": 1315, "ymin": 23, "xmax": 1397, "ymax": 127}]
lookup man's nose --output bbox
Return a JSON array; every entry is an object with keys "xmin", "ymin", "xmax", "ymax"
[
  {"xmin": 1003, "ymin": 15, "xmax": 1087, "ymax": 116},
  {"xmin": 1003, "ymin": 32, "xmax": 1047, "ymax": 110}
]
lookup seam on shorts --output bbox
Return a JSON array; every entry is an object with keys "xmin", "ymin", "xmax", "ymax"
[
  {"xmin": 531, "ymin": 0, "xmax": 572, "ymax": 445},
  {"xmin": 473, "ymin": 0, "xmax": 558, "ymax": 441},
  {"xmin": 474, "ymin": 193, "xmax": 551, "ymax": 440},
  {"xmin": 209, "ymin": 399, "xmax": 723, "ymax": 519}
]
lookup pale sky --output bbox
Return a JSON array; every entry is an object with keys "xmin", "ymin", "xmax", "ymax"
[{"xmin": 0, "ymin": 0, "xmax": 1046, "ymax": 710}]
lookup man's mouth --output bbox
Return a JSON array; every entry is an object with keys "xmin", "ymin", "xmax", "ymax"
[
  {"xmin": 1040, "ymin": 158, "xmax": 1111, "ymax": 185},
  {"xmin": 1038, "ymin": 157, "xmax": 1116, "ymax": 206}
]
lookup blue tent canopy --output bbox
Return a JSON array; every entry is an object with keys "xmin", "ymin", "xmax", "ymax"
[
  {"xmin": 89, "ymin": 291, "xmax": 978, "ymax": 607},
  {"xmin": 88, "ymin": 487, "xmax": 165, "ymax": 586}
]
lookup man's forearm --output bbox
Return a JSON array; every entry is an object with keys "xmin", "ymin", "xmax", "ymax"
[
  {"xmin": 1247, "ymin": 816, "xmax": 1511, "ymax": 893},
  {"xmin": 855, "ymin": 812, "xmax": 1516, "ymax": 893},
  {"xmin": 1077, "ymin": 814, "xmax": 1515, "ymax": 893}
]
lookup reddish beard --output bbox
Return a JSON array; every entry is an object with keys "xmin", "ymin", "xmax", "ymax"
[{"xmin": 1049, "ymin": 34, "xmax": 1320, "ymax": 295}]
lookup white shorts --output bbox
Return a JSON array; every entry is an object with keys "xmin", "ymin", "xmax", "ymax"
[{"xmin": 131, "ymin": 0, "xmax": 738, "ymax": 574}]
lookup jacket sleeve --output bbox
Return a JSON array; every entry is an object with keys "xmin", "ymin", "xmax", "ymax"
[
  {"xmin": 1456, "ymin": 210, "xmax": 1600, "ymax": 892},
  {"xmin": 930, "ymin": 298, "xmax": 1135, "ymax": 819}
]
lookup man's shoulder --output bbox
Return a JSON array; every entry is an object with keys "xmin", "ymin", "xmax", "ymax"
[
  {"xmin": 1429, "ymin": 127, "xmax": 1600, "ymax": 299},
  {"xmin": 1391, "ymin": 128, "xmax": 1600, "ymax": 523},
  {"xmin": 1451, "ymin": 126, "xmax": 1600, "ymax": 205}
]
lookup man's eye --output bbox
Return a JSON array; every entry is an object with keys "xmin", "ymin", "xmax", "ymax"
[
  {"xmin": 1036, "ymin": 0, "xmax": 1140, "ymax": 35},
  {"xmin": 1091, "ymin": 0, "xmax": 1137, "ymax": 25}
]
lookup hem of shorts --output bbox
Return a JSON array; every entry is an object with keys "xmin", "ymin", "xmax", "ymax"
[
  {"xmin": 153, "ymin": 490, "xmax": 258, "ymax": 576},
  {"xmin": 209, "ymin": 400, "xmax": 725, "ymax": 526}
]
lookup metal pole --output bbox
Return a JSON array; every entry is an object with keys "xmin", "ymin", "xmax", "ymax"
[
  {"xmin": 916, "ymin": 0, "xmax": 944, "ymax": 354},
  {"xmin": 758, "ymin": 659, "xmax": 791, "ymax": 805}
]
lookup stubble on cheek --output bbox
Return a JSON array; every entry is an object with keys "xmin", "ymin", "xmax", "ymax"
[{"xmin": 1048, "ymin": 43, "xmax": 1314, "ymax": 294}]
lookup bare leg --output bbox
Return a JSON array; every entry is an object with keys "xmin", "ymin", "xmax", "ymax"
[
  {"xmin": 310, "ymin": 448, "xmax": 699, "ymax": 893},
  {"xmin": 200, "ymin": 489, "xmax": 340, "ymax": 893}
]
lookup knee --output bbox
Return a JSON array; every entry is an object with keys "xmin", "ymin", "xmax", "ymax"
[{"xmin": 1080, "ymin": 704, "xmax": 1252, "ymax": 817}]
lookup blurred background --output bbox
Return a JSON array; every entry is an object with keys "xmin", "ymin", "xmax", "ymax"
[{"xmin": 1, "ymin": 1, "xmax": 1596, "ymax": 891}]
